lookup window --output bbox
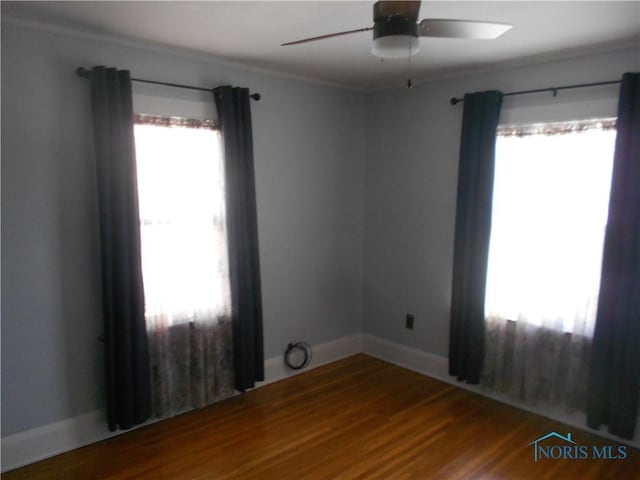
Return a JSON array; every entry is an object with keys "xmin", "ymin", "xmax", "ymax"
[
  {"xmin": 484, "ymin": 118, "xmax": 616, "ymax": 336},
  {"xmin": 133, "ymin": 114, "xmax": 231, "ymax": 325}
]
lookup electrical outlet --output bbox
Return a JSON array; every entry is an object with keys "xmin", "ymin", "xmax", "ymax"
[{"xmin": 406, "ymin": 314, "xmax": 414, "ymax": 330}]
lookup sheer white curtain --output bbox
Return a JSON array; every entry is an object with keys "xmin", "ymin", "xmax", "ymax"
[
  {"xmin": 481, "ymin": 119, "xmax": 616, "ymax": 410},
  {"xmin": 135, "ymin": 118, "xmax": 234, "ymax": 418}
]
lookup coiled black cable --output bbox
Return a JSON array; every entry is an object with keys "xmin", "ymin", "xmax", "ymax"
[{"xmin": 284, "ymin": 342, "xmax": 312, "ymax": 370}]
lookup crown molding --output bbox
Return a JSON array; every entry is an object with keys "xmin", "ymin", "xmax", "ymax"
[
  {"xmin": 366, "ymin": 36, "xmax": 640, "ymax": 93},
  {"xmin": 1, "ymin": 14, "xmax": 362, "ymax": 93},
  {"xmin": 5, "ymin": 13, "xmax": 637, "ymax": 95}
]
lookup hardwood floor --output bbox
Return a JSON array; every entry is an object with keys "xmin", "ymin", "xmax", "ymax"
[{"xmin": 4, "ymin": 354, "xmax": 638, "ymax": 479}]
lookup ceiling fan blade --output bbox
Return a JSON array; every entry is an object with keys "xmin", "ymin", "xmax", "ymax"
[
  {"xmin": 377, "ymin": 1, "xmax": 422, "ymax": 22},
  {"xmin": 281, "ymin": 27, "xmax": 373, "ymax": 46},
  {"xmin": 419, "ymin": 19, "xmax": 513, "ymax": 39}
]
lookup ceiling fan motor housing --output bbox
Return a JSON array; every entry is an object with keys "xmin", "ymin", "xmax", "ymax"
[
  {"xmin": 372, "ymin": 1, "xmax": 419, "ymax": 58},
  {"xmin": 373, "ymin": 2, "xmax": 419, "ymax": 39}
]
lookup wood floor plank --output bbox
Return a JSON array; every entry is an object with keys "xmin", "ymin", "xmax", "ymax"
[{"xmin": 4, "ymin": 354, "xmax": 638, "ymax": 479}]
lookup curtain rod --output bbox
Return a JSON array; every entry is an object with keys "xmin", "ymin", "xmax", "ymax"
[
  {"xmin": 449, "ymin": 79, "xmax": 620, "ymax": 105},
  {"xmin": 76, "ymin": 67, "xmax": 261, "ymax": 101}
]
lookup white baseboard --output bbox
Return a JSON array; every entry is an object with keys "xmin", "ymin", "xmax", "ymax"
[
  {"xmin": 4, "ymin": 332, "xmax": 636, "ymax": 472},
  {"xmin": 361, "ymin": 333, "xmax": 640, "ymax": 450},
  {"xmin": 362, "ymin": 334, "xmax": 449, "ymax": 380},
  {"xmin": 1, "ymin": 410, "xmax": 121, "ymax": 473},
  {"xmin": 261, "ymin": 333, "xmax": 363, "ymax": 387},
  {"xmin": 1, "ymin": 333, "xmax": 363, "ymax": 472}
]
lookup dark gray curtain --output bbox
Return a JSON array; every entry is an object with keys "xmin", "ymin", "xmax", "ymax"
[
  {"xmin": 89, "ymin": 66, "xmax": 151, "ymax": 430},
  {"xmin": 213, "ymin": 86, "xmax": 264, "ymax": 392},
  {"xmin": 449, "ymin": 91, "xmax": 503, "ymax": 383},
  {"xmin": 587, "ymin": 72, "xmax": 640, "ymax": 439}
]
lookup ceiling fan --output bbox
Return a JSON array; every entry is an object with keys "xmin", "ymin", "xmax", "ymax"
[{"xmin": 282, "ymin": 1, "xmax": 513, "ymax": 59}]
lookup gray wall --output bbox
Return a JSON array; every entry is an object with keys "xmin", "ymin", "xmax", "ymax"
[
  {"xmin": 362, "ymin": 47, "xmax": 640, "ymax": 357},
  {"xmin": 3, "ymin": 15, "xmax": 638, "ymax": 442},
  {"xmin": 1, "ymin": 20, "xmax": 365, "ymax": 436}
]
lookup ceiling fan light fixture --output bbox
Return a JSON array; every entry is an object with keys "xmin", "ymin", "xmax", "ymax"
[{"xmin": 372, "ymin": 35, "xmax": 420, "ymax": 58}]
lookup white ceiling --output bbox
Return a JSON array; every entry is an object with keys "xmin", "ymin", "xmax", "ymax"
[{"xmin": 3, "ymin": 1, "xmax": 639, "ymax": 90}]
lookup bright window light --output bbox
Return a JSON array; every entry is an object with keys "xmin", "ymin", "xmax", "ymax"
[
  {"xmin": 484, "ymin": 120, "xmax": 616, "ymax": 335},
  {"xmin": 134, "ymin": 122, "xmax": 231, "ymax": 324}
]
